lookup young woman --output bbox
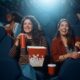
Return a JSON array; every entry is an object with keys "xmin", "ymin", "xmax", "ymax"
[
  {"xmin": 51, "ymin": 19, "xmax": 80, "ymax": 74},
  {"xmin": 9, "ymin": 15, "xmax": 48, "ymax": 80}
]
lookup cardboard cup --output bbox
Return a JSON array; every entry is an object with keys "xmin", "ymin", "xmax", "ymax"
[
  {"xmin": 20, "ymin": 33, "xmax": 26, "ymax": 48},
  {"xmin": 48, "ymin": 64, "xmax": 56, "ymax": 75}
]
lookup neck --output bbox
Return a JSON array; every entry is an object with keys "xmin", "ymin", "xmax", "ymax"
[
  {"xmin": 9, "ymin": 21, "xmax": 15, "ymax": 30},
  {"xmin": 61, "ymin": 35, "xmax": 68, "ymax": 47},
  {"xmin": 61, "ymin": 35, "xmax": 67, "ymax": 39},
  {"xmin": 26, "ymin": 33, "xmax": 32, "ymax": 39},
  {"xmin": 10, "ymin": 21, "xmax": 15, "ymax": 25}
]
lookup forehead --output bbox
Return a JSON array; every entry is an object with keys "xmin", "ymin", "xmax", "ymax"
[
  {"xmin": 60, "ymin": 20, "xmax": 69, "ymax": 26},
  {"xmin": 24, "ymin": 19, "xmax": 32, "ymax": 23},
  {"xmin": 60, "ymin": 21, "xmax": 68, "ymax": 25}
]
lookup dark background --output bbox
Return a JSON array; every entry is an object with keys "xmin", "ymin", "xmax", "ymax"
[{"xmin": 0, "ymin": 0, "xmax": 80, "ymax": 46}]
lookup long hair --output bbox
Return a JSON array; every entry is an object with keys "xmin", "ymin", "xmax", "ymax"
[
  {"xmin": 21, "ymin": 15, "xmax": 44, "ymax": 45},
  {"xmin": 56, "ymin": 19, "xmax": 75, "ymax": 49}
]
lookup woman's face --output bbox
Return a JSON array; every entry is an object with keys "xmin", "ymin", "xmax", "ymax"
[
  {"xmin": 23, "ymin": 19, "xmax": 33, "ymax": 33},
  {"xmin": 58, "ymin": 21, "xmax": 69, "ymax": 36}
]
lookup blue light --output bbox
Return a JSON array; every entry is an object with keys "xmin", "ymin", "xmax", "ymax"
[
  {"xmin": 32, "ymin": 0, "xmax": 61, "ymax": 11},
  {"xmin": 28, "ymin": 0, "xmax": 68, "ymax": 23},
  {"xmin": 38, "ymin": 0, "xmax": 53, "ymax": 6}
]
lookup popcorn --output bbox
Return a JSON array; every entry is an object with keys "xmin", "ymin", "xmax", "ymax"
[
  {"xmin": 29, "ymin": 54, "xmax": 44, "ymax": 67},
  {"xmin": 27, "ymin": 46, "xmax": 47, "ymax": 67}
]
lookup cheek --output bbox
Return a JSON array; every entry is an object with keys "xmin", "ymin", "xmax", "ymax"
[
  {"xmin": 65, "ymin": 27, "xmax": 69, "ymax": 32},
  {"xmin": 58, "ymin": 27, "xmax": 62, "ymax": 31},
  {"xmin": 23, "ymin": 25, "xmax": 26, "ymax": 30},
  {"xmin": 27, "ymin": 24, "xmax": 32, "ymax": 31},
  {"xmin": 66, "ymin": 27, "xmax": 69, "ymax": 31}
]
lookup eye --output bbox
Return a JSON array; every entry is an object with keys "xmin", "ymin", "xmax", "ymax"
[{"xmin": 60, "ymin": 23, "xmax": 66, "ymax": 27}]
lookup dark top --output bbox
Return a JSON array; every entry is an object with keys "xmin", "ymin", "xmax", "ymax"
[{"xmin": 9, "ymin": 36, "xmax": 48, "ymax": 64}]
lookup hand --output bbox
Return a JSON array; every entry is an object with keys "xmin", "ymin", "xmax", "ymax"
[
  {"xmin": 70, "ymin": 52, "xmax": 80, "ymax": 59},
  {"xmin": 59, "ymin": 53, "xmax": 71, "ymax": 61},
  {"xmin": 64, "ymin": 53, "xmax": 72, "ymax": 58},
  {"xmin": 16, "ymin": 33, "xmax": 26, "ymax": 39},
  {"xmin": 75, "ymin": 41, "xmax": 80, "ymax": 49},
  {"xmin": 14, "ymin": 38, "xmax": 19, "ymax": 46},
  {"xmin": 15, "ymin": 33, "xmax": 26, "ymax": 46}
]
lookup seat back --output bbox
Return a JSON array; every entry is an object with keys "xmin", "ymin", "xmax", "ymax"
[{"xmin": 59, "ymin": 59, "xmax": 80, "ymax": 80}]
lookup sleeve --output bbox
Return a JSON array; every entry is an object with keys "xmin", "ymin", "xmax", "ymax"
[
  {"xmin": 39, "ymin": 36, "xmax": 50, "ymax": 59},
  {"xmin": 40, "ymin": 36, "xmax": 48, "ymax": 47},
  {"xmin": 14, "ymin": 23, "xmax": 21, "ymax": 38},
  {"xmin": 50, "ymin": 39, "xmax": 60, "ymax": 62},
  {"xmin": 9, "ymin": 45, "xmax": 20, "ymax": 59},
  {"xmin": 75, "ymin": 37, "xmax": 80, "ymax": 51}
]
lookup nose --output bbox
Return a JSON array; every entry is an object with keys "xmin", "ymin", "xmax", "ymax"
[{"xmin": 25, "ymin": 23, "xmax": 29, "ymax": 27}]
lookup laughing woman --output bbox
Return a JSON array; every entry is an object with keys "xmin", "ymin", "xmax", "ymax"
[{"xmin": 51, "ymin": 19, "xmax": 80, "ymax": 75}]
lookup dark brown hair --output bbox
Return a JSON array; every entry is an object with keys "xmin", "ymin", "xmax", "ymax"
[
  {"xmin": 56, "ymin": 18, "xmax": 75, "ymax": 50},
  {"xmin": 21, "ymin": 15, "xmax": 44, "ymax": 45}
]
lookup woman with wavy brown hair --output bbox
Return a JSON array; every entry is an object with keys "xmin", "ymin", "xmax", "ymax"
[
  {"xmin": 51, "ymin": 19, "xmax": 80, "ymax": 75},
  {"xmin": 9, "ymin": 15, "xmax": 48, "ymax": 80}
]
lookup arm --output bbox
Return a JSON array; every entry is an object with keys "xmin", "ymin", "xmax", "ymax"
[
  {"xmin": 51, "ymin": 39, "xmax": 72, "ymax": 62},
  {"xmin": 9, "ymin": 37, "xmax": 20, "ymax": 58},
  {"xmin": 51, "ymin": 39, "xmax": 61, "ymax": 62},
  {"xmin": 40, "ymin": 36, "xmax": 48, "ymax": 56},
  {"xmin": 40, "ymin": 36, "xmax": 48, "ymax": 47},
  {"xmin": 75, "ymin": 37, "xmax": 80, "ymax": 50}
]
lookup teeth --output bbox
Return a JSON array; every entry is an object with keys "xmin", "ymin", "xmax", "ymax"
[{"xmin": 62, "ymin": 31, "xmax": 66, "ymax": 32}]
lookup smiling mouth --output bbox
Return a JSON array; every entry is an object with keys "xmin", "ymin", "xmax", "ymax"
[
  {"xmin": 62, "ymin": 30, "xmax": 66, "ymax": 32},
  {"xmin": 25, "ymin": 28, "xmax": 30, "ymax": 30}
]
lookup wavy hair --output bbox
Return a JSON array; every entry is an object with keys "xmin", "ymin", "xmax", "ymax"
[
  {"xmin": 56, "ymin": 18, "xmax": 75, "ymax": 50},
  {"xmin": 21, "ymin": 15, "xmax": 44, "ymax": 45}
]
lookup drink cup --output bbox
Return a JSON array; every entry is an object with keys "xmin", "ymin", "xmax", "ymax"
[
  {"xmin": 20, "ymin": 33, "xmax": 26, "ymax": 48},
  {"xmin": 48, "ymin": 64, "xmax": 56, "ymax": 75}
]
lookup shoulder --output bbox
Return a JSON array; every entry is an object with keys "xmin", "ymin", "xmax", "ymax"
[
  {"xmin": 5, "ymin": 24, "xmax": 10, "ymax": 28},
  {"xmin": 15, "ymin": 22, "xmax": 21, "ymax": 27},
  {"xmin": 51, "ymin": 37, "xmax": 62, "ymax": 47},
  {"xmin": 15, "ymin": 22, "xmax": 19, "ymax": 25},
  {"xmin": 52, "ymin": 37, "xmax": 60, "ymax": 43},
  {"xmin": 15, "ymin": 23, "xmax": 21, "ymax": 30}
]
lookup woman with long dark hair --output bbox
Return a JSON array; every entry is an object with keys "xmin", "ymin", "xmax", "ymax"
[
  {"xmin": 51, "ymin": 19, "xmax": 80, "ymax": 75},
  {"xmin": 9, "ymin": 15, "xmax": 48, "ymax": 80},
  {"xmin": 20, "ymin": 15, "xmax": 47, "ymax": 46}
]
